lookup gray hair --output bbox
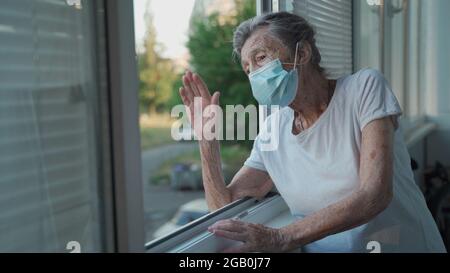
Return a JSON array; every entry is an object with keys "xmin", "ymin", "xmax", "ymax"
[{"xmin": 232, "ymin": 11, "xmax": 323, "ymax": 73}]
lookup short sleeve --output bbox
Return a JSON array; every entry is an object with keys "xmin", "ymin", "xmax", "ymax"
[
  {"xmin": 244, "ymin": 135, "xmax": 267, "ymax": 172},
  {"xmin": 357, "ymin": 69, "xmax": 403, "ymax": 130}
]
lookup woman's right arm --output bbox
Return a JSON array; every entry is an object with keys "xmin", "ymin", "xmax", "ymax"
[
  {"xmin": 199, "ymin": 139, "xmax": 273, "ymax": 211},
  {"xmin": 181, "ymin": 71, "xmax": 273, "ymax": 211}
]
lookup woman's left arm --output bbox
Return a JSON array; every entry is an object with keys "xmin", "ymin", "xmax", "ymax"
[{"xmin": 209, "ymin": 117, "xmax": 395, "ymax": 252}]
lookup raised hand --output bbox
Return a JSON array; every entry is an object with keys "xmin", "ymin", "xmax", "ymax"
[{"xmin": 179, "ymin": 70, "xmax": 221, "ymax": 140}]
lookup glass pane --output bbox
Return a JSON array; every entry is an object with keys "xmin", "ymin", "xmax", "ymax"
[
  {"xmin": 384, "ymin": 0, "xmax": 406, "ymax": 109},
  {"xmin": 406, "ymin": 0, "xmax": 421, "ymax": 120},
  {"xmin": 0, "ymin": 0, "xmax": 110, "ymax": 252},
  {"xmin": 134, "ymin": 0, "xmax": 257, "ymax": 243},
  {"xmin": 353, "ymin": 0, "xmax": 382, "ymax": 71},
  {"xmin": 394, "ymin": 0, "xmax": 422, "ymax": 120},
  {"xmin": 279, "ymin": 0, "xmax": 294, "ymax": 12}
]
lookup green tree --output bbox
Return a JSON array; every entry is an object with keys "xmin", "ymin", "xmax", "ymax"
[
  {"xmin": 187, "ymin": 0, "xmax": 257, "ymax": 107},
  {"xmin": 182, "ymin": 0, "xmax": 257, "ymax": 148},
  {"xmin": 139, "ymin": 3, "xmax": 177, "ymax": 113}
]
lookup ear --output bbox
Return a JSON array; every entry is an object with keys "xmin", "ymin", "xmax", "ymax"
[{"xmin": 298, "ymin": 41, "xmax": 312, "ymax": 66}]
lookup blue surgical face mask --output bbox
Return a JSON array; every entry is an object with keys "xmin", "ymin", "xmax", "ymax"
[{"xmin": 248, "ymin": 42, "xmax": 300, "ymax": 107}]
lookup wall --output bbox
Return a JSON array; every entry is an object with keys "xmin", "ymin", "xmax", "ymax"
[{"xmin": 421, "ymin": 0, "xmax": 450, "ymax": 166}]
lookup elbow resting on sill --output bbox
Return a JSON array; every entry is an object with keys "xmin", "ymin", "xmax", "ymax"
[
  {"xmin": 207, "ymin": 187, "xmax": 269, "ymax": 212},
  {"xmin": 206, "ymin": 190, "xmax": 233, "ymax": 212}
]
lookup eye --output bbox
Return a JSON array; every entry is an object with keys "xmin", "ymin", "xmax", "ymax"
[{"xmin": 255, "ymin": 54, "xmax": 266, "ymax": 62}]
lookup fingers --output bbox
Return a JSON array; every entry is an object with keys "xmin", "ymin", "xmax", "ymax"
[
  {"xmin": 193, "ymin": 73, "xmax": 211, "ymax": 99},
  {"xmin": 186, "ymin": 71, "xmax": 201, "ymax": 97},
  {"xmin": 209, "ymin": 219, "xmax": 246, "ymax": 233},
  {"xmin": 181, "ymin": 71, "xmax": 216, "ymax": 107},
  {"xmin": 179, "ymin": 87, "xmax": 190, "ymax": 106},
  {"xmin": 213, "ymin": 229, "xmax": 246, "ymax": 242},
  {"xmin": 209, "ymin": 219, "xmax": 255, "ymax": 253},
  {"xmin": 211, "ymin": 91, "xmax": 220, "ymax": 105},
  {"xmin": 182, "ymin": 75, "xmax": 196, "ymax": 101},
  {"xmin": 181, "ymin": 76, "xmax": 195, "ymax": 103}
]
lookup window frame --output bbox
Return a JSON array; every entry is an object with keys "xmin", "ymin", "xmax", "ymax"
[
  {"xmin": 135, "ymin": 0, "xmax": 436, "ymax": 252},
  {"xmin": 104, "ymin": 0, "xmax": 145, "ymax": 252},
  {"xmin": 139, "ymin": 0, "xmax": 441, "ymax": 253},
  {"xmin": 145, "ymin": 193, "xmax": 293, "ymax": 253},
  {"xmin": 0, "ymin": 0, "xmax": 120, "ymax": 253}
]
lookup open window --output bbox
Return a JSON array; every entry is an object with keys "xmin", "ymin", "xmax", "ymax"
[
  {"xmin": 141, "ymin": 0, "xmax": 353, "ymax": 252},
  {"xmin": 134, "ymin": 0, "xmax": 261, "ymax": 247},
  {"xmin": 139, "ymin": 0, "xmax": 445, "ymax": 253}
]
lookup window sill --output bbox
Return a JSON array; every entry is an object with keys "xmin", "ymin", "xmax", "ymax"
[
  {"xmin": 146, "ymin": 193, "xmax": 296, "ymax": 253},
  {"xmin": 403, "ymin": 121, "xmax": 437, "ymax": 149}
]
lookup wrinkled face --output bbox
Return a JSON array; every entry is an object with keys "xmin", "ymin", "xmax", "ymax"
[{"xmin": 240, "ymin": 27, "xmax": 293, "ymax": 75}]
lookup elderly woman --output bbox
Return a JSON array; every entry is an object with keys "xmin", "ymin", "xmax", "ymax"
[{"xmin": 179, "ymin": 12, "xmax": 446, "ymax": 253}]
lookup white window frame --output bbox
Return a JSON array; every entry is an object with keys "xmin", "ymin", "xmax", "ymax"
[
  {"xmin": 105, "ymin": 0, "xmax": 145, "ymax": 252},
  {"xmin": 145, "ymin": 193, "xmax": 297, "ymax": 253}
]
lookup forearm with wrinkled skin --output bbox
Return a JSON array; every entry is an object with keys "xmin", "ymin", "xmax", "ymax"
[{"xmin": 199, "ymin": 140, "xmax": 232, "ymax": 211}]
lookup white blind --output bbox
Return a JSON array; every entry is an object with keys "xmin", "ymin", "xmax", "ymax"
[
  {"xmin": 292, "ymin": 0, "xmax": 353, "ymax": 79},
  {"xmin": 0, "ymin": 0, "xmax": 104, "ymax": 252}
]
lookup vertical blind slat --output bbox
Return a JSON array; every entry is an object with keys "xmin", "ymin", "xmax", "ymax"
[{"xmin": 293, "ymin": 0, "xmax": 353, "ymax": 79}]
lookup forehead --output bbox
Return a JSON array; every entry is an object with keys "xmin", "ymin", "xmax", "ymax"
[{"xmin": 240, "ymin": 27, "xmax": 284, "ymax": 64}]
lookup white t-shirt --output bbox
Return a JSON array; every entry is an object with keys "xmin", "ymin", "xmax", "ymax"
[{"xmin": 244, "ymin": 68, "xmax": 446, "ymax": 253}]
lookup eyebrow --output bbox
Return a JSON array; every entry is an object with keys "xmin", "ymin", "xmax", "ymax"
[{"xmin": 241, "ymin": 48, "xmax": 265, "ymax": 68}]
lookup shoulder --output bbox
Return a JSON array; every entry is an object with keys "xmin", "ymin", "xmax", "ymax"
[
  {"xmin": 333, "ymin": 68, "xmax": 385, "ymax": 94},
  {"xmin": 355, "ymin": 67, "xmax": 384, "ymax": 79},
  {"xmin": 339, "ymin": 68, "xmax": 389, "ymax": 102},
  {"xmin": 353, "ymin": 68, "xmax": 387, "ymax": 89}
]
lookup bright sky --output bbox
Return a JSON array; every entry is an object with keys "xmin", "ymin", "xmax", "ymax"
[{"xmin": 134, "ymin": 0, "xmax": 197, "ymax": 59}]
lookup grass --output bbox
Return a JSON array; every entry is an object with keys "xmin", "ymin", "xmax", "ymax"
[
  {"xmin": 140, "ymin": 127, "xmax": 176, "ymax": 150},
  {"xmin": 140, "ymin": 112, "xmax": 184, "ymax": 150},
  {"xmin": 149, "ymin": 144, "xmax": 250, "ymax": 186}
]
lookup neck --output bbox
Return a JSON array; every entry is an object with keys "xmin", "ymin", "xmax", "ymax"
[{"xmin": 289, "ymin": 65, "xmax": 331, "ymax": 122}]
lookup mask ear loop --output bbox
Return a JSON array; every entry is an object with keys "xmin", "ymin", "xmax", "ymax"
[{"xmin": 293, "ymin": 41, "xmax": 300, "ymax": 70}]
